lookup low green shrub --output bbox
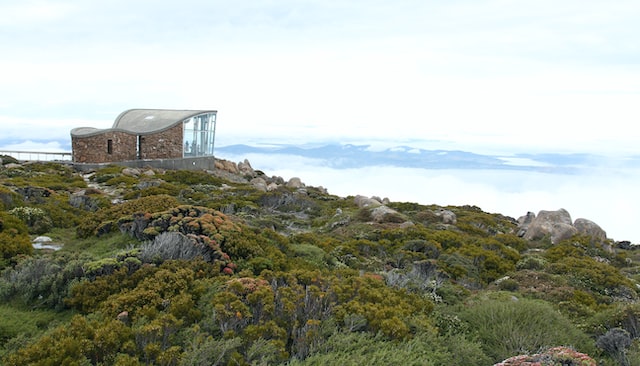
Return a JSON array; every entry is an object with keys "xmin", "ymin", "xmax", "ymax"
[
  {"xmin": 290, "ymin": 243, "xmax": 330, "ymax": 268},
  {"xmin": 288, "ymin": 330, "xmax": 491, "ymax": 366},
  {"xmin": 458, "ymin": 296, "xmax": 595, "ymax": 363},
  {"xmin": 516, "ymin": 254, "xmax": 548, "ymax": 270},
  {"xmin": 104, "ymin": 175, "xmax": 138, "ymax": 187},
  {"xmin": 162, "ymin": 170, "xmax": 224, "ymax": 186}
]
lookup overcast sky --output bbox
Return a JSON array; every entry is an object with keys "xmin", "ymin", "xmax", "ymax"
[{"xmin": 1, "ymin": 0, "xmax": 639, "ymax": 154}]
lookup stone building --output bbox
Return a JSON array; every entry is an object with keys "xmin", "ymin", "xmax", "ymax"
[{"xmin": 71, "ymin": 109, "xmax": 217, "ymax": 164}]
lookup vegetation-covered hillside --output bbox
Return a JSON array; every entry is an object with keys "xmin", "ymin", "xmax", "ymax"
[{"xmin": 1, "ymin": 156, "xmax": 639, "ymax": 365}]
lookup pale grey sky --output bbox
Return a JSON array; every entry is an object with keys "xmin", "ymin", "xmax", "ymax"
[
  {"xmin": 2, "ymin": 1, "xmax": 640, "ymax": 241},
  {"xmin": 1, "ymin": 0, "xmax": 639, "ymax": 154}
]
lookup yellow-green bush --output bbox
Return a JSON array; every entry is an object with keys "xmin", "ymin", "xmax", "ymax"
[{"xmin": 0, "ymin": 212, "xmax": 32, "ymax": 267}]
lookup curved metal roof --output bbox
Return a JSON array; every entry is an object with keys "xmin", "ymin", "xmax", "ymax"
[
  {"xmin": 70, "ymin": 127, "xmax": 103, "ymax": 136},
  {"xmin": 71, "ymin": 109, "xmax": 217, "ymax": 137}
]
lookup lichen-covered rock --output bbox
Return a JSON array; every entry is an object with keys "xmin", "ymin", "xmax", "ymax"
[{"xmin": 494, "ymin": 346, "xmax": 596, "ymax": 365}]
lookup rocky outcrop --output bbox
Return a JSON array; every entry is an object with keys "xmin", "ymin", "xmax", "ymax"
[
  {"xmin": 237, "ymin": 159, "xmax": 254, "ymax": 175},
  {"xmin": 69, "ymin": 190, "xmax": 102, "ymax": 212},
  {"xmin": 15, "ymin": 186, "xmax": 53, "ymax": 204},
  {"xmin": 435, "ymin": 209, "xmax": 457, "ymax": 225},
  {"xmin": 517, "ymin": 208, "xmax": 607, "ymax": 244},
  {"xmin": 354, "ymin": 195, "xmax": 383, "ymax": 208},
  {"xmin": 574, "ymin": 218, "xmax": 607, "ymax": 242},
  {"xmin": 250, "ymin": 177, "xmax": 268, "ymax": 192},
  {"xmin": 354, "ymin": 195, "xmax": 410, "ymax": 224},
  {"xmin": 212, "ymin": 158, "xmax": 315, "ymax": 193},
  {"xmin": 214, "ymin": 159, "xmax": 239, "ymax": 174},
  {"xmin": 370, "ymin": 205, "xmax": 405, "ymax": 223},
  {"xmin": 521, "ymin": 209, "xmax": 577, "ymax": 244},
  {"xmin": 516, "ymin": 212, "xmax": 536, "ymax": 237},
  {"xmin": 286, "ymin": 177, "xmax": 304, "ymax": 189}
]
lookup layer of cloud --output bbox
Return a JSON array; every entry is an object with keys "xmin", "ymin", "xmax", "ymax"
[{"xmin": 218, "ymin": 152, "xmax": 640, "ymax": 243}]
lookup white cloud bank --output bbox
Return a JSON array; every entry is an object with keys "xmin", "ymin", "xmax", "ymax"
[{"xmin": 219, "ymin": 152, "xmax": 640, "ymax": 243}]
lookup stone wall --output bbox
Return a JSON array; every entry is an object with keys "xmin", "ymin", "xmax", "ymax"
[
  {"xmin": 72, "ymin": 131, "xmax": 137, "ymax": 163},
  {"xmin": 139, "ymin": 124, "xmax": 183, "ymax": 160},
  {"xmin": 72, "ymin": 124, "xmax": 184, "ymax": 163}
]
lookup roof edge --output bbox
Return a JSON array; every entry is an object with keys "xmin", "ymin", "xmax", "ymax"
[{"xmin": 72, "ymin": 109, "xmax": 217, "ymax": 138}]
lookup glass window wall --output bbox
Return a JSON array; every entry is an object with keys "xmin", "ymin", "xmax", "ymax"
[{"xmin": 183, "ymin": 112, "xmax": 217, "ymax": 157}]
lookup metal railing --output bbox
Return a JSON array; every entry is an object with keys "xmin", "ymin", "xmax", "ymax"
[{"xmin": 0, "ymin": 150, "xmax": 73, "ymax": 162}]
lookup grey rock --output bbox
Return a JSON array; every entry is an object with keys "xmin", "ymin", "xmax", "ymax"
[
  {"xmin": 435, "ymin": 209, "xmax": 457, "ymax": 225},
  {"xmin": 237, "ymin": 159, "xmax": 254, "ymax": 175},
  {"xmin": 16, "ymin": 186, "xmax": 51, "ymax": 203},
  {"xmin": 250, "ymin": 177, "xmax": 267, "ymax": 192},
  {"xmin": 399, "ymin": 221, "xmax": 415, "ymax": 229},
  {"xmin": 522, "ymin": 208, "xmax": 578, "ymax": 244},
  {"xmin": 517, "ymin": 212, "xmax": 536, "ymax": 237},
  {"xmin": 214, "ymin": 159, "xmax": 239, "ymax": 174},
  {"xmin": 137, "ymin": 180, "xmax": 163, "ymax": 190},
  {"xmin": 69, "ymin": 193, "xmax": 102, "ymax": 212},
  {"xmin": 370, "ymin": 205, "xmax": 405, "ymax": 223},
  {"xmin": 574, "ymin": 218, "xmax": 607, "ymax": 242},
  {"xmin": 354, "ymin": 195, "xmax": 382, "ymax": 208},
  {"xmin": 122, "ymin": 167, "xmax": 141, "ymax": 177},
  {"xmin": 286, "ymin": 177, "xmax": 304, "ymax": 189}
]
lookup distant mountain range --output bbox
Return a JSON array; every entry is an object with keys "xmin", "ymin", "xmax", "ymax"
[
  {"xmin": 2, "ymin": 139, "xmax": 638, "ymax": 173},
  {"xmin": 215, "ymin": 143, "xmax": 636, "ymax": 173}
]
